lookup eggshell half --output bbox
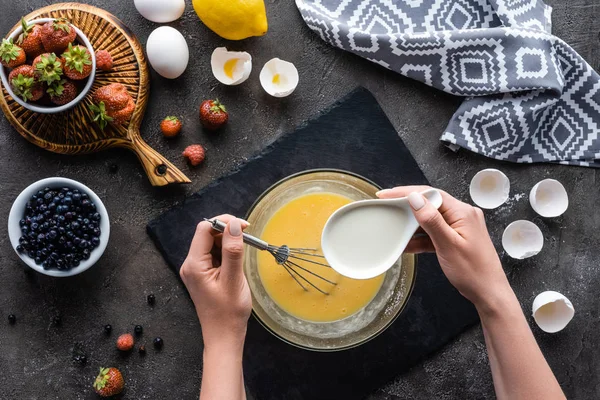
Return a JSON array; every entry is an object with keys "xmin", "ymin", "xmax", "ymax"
[
  {"xmin": 259, "ymin": 58, "xmax": 299, "ymax": 97},
  {"xmin": 502, "ymin": 220, "xmax": 543, "ymax": 259},
  {"xmin": 469, "ymin": 169, "xmax": 510, "ymax": 209},
  {"xmin": 532, "ymin": 291, "xmax": 574, "ymax": 333},
  {"xmin": 146, "ymin": 26, "xmax": 189, "ymax": 79},
  {"xmin": 529, "ymin": 179, "xmax": 569, "ymax": 218},
  {"xmin": 211, "ymin": 47, "xmax": 252, "ymax": 86}
]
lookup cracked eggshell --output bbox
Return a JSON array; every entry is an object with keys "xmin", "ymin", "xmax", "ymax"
[
  {"xmin": 469, "ymin": 169, "xmax": 510, "ymax": 209},
  {"xmin": 146, "ymin": 26, "xmax": 189, "ymax": 79},
  {"xmin": 211, "ymin": 47, "xmax": 252, "ymax": 86},
  {"xmin": 259, "ymin": 58, "xmax": 299, "ymax": 97},
  {"xmin": 529, "ymin": 179, "xmax": 568, "ymax": 218},
  {"xmin": 532, "ymin": 291, "xmax": 574, "ymax": 333},
  {"xmin": 134, "ymin": 0, "xmax": 185, "ymax": 23},
  {"xmin": 502, "ymin": 220, "xmax": 543, "ymax": 259}
]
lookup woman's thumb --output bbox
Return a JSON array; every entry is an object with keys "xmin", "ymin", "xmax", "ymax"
[
  {"xmin": 407, "ymin": 192, "xmax": 454, "ymax": 245},
  {"xmin": 221, "ymin": 218, "xmax": 245, "ymax": 283}
]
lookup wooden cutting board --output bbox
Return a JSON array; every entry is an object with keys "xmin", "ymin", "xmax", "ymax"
[{"xmin": 0, "ymin": 3, "xmax": 191, "ymax": 186}]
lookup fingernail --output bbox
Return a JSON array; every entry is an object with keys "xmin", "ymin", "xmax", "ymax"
[
  {"xmin": 229, "ymin": 218, "xmax": 242, "ymax": 236},
  {"xmin": 408, "ymin": 192, "xmax": 426, "ymax": 210},
  {"xmin": 376, "ymin": 189, "xmax": 391, "ymax": 197},
  {"xmin": 239, "ymin": 218, "xmax": 251, "ymax": 227}
]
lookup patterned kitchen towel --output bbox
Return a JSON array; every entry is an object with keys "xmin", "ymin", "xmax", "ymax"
[{"xmin": 296, "ymin": 0, "xmax": 600, "ymax": 167}]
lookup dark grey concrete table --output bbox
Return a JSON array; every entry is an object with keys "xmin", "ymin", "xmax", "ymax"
[{"xmin": 1, "ymin": 1, "xmax": 598, "ymax": 399}]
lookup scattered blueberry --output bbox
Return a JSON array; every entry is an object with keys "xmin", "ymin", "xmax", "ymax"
[
  {"xmin": 8, "ymin": 314, "xmax": 16, "ymax": 324},
  {"xmin": 104, "ymin": 324, "xmax": 112, "ymax": 334},
  {"xmin": 14, "ymin": 187, "xmax": 102, "ymax": 271},
  {"xmin": 153, "ymin": 337, "xmax": 163, "ymax": 349},
  {"xmin": 147, "ymin": 294, "xmax": 156, "ymax": 306},
  {"xmin": 134, "ymin": 325, "xmax": 143, "ymax": 335}
]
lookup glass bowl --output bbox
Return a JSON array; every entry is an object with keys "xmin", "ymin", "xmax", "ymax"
[{"xmin": 244, "ymin": 169, "xmax": 416, "ymax": 351}]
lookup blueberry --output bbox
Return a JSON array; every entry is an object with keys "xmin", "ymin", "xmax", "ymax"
[
  {"xmin": 44, "ymin": 192, "xmax": 53, "ymax": 201},
  {"xmin": 71, "ymin": 221, "xmax": 80, "ymax": 230},
  {"xmin": 79, "ymin": 240, "xmax": 88, "ymax": 249},
  {"xmin": 66, "ymin": 231, "xmax": 74, "ymax": 239},
  {"xmin": 16, "ymin": 245, "xmax": 24, "ymax": 253},
  {"xmin": 91, "ymin": 237, "xmax": 100, "ymax": 247},
  {"xmin": 37, "ymin": 190, "xmax": 45, "ymax": 197},
  {"xmin": 21, "ymin": 226, "xmax": 29, "ymax": 234},
  {"xmin": 27, "ymin": 251, "xmax": 35, "ymax": 258},
  {"xmin": 43, "ymin": 187, "xmax": 51, "ymax": 193},
  {"xmin": 42, "ymin": 261, "xmax": 50, "ymax": 270},
  {"xmin": 66, "ymin": 241, "xmax": 73, "ymax": 248},
  {"xmin": 56, "ymin": 259, "xmax": 64, "ymax": 269},
  {"xmin": 47, "ymin": 244, "xmax": 55, "ymax": 251},
  {"xmin": 36, "ymin": 198, "xmax": 44, "ymax": 205},
  {"xmin": 83, "ymin": 218, "xmax": 90, "ymax": 225},
  {"xmin": 21, "ymin": 240, "xmax": 29, "ymax": 247},
  {"xmin": 48, "ymin": 202, "xmax": 56, "ymax": 210},
  {"xmin": 73, "ymin": 237, "xmax": 81, "ymax": 245},
  {"xmin": 8, "ymin": 314, "xmax": 16, "ymax": 324},
  {"xmin": 65, "ymin": 212, "xmax": 73, "ymax": 220},
  {"xmin": 58, "ymin": 236, "xmax": 66, "ymax": 245},
  {"xmin": 73, "ymin": 193, "xmax": 81, "ymax": 202},
  {"xmin": 92, "ymin": 213, "xmax": 101, "ymax": 221},
  {"xmin": 82, "ymin": 250, "xmax": 90, "ymax": 260},
  {"xmin": 58, "ymin": 215, "xmax": 65, "ymax": 223},
  {"xmin": 41, "ymin": 248, "xmax": 49, "ymax": 257},
  {"xmin": 37, "ymin": 233, "xmax": 45, "ymax": 241},
  {"xmin": 63, "ymin": 197, "xmax": 73, "ymax": 206},
  {"xmin": 48, "ymin": 230, "xmax": 57, "ymax": 240},
  {"xmin": 93, "ymin": 228, "xmax": 101, "ymax": 237},
  {"xmin": 135, "ymin": 325, "xmax": 143, "ymax": 335},
  {"xmin": 31, "ymin": 223, "xmax": 39, "ymax": 230},
  {"xmin": 104, "ymin": 324, "xmax": 112, "ymax": 334},
  {"xmin": 39, "ymin": 204, "xmax": 47, "ymax": 213},
  {"xmin": 72, "ymin": 260, "xmax": 80, "ymax": 267},
  {"xmin": 153, "ymin": 337, "xmax": 164, "ymax": 349},
  {"xmin": 58, "ymin": 227, "xmax": 66, "ymax": 235},
  {"xmin": 58, "ymin": 193, "xmax": 65, "ymax": 199},
  {"xmin": 81, "ymin": 193, "xmax": 88, "ymax": 200},
  {"xmin": 19, "ymin": 219, "xmax": 26, "ymax": 227},
  {"xmin": 35, "ymin": 257, "xmax": 42, "ymax": 265},
  {"xmin": 83, "ymin": 234, "xmax": 89, "ymax": 241}
]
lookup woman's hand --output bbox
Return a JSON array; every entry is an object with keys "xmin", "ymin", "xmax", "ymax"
[
  {"xmin": 377, "ymin": 186, "xmax": 511, "ymax": 312},
  {"xmin": 180, "ymin": 215, "xmax": 252, "ymax": 350}
]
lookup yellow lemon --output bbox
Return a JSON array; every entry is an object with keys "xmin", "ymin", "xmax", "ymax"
[{"xmin": 193, "ymin": 0, "xmax": 268, "ymax": 40}]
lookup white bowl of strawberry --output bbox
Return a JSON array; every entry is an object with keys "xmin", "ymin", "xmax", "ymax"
[{"xmin": 0, "ymin": 17, "xmax": 96, "ymax": 114}]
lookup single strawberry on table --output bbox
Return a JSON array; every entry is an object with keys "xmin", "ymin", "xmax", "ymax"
[
  {"xmin": 199, "ymin": 99, "xmax": 228, "ymax": 131},
  {"xmin": 183, "ymin": 144, "xmax": 206, "ymax": 166},
  {"xmin": 95, "ymin": 50, "xmax": 113, "ymax": 71},
  {"xmin": 93, "ymin": 367, "xmax": 124, "ymax": 397},
  {"xmin": 62, "ymin": 43, "xmax": 93, "ymax": 80},
  {"xmin": 33, "ymin": 53, "xmax": 63, "ymax": 85},
  {"xmin": 0, "ymin": 38, "xmax": 26, "ymax": 68},
  {"xmin": 161, "ymin": 116, "xmax": 182, "ymax": 138},
  {"xmin": 41, "ymin": 18, "xmax": 77, "ymax": 53},
  {"xmin": 8, "ymin": 65, "xmax": 44, "ymax": 102},
  {"xmin": 47, "ymin": 79, "xmax": 78, "ymax": 106},
  {"xmin": 17, "ymin": 18, "xmax": 44, "ymax": 58}
]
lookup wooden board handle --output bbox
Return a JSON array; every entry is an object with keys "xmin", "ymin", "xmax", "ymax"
[{"xmin": 123, "ymin": 130, "xmax": 191, "ymax": 186}]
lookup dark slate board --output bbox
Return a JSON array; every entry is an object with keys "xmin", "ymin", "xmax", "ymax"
[{"xmin": 147, "ymin": 88, "xmax": 479, "ymax": 400}]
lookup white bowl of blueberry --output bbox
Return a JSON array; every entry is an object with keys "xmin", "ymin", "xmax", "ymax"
[{"xmin": 8, "ymin": 177, "xmax": 110, "ymax": 277}]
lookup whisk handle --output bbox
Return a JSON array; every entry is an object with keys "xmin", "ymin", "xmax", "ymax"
[{"xmin": 204, "ymin": 218, "xmax": 269, "ymax": 251}]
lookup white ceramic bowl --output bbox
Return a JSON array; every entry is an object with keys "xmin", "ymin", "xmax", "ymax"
[
  {"xmin": 8, "ymin": 177, "xmax": 110, "ymax": 277},
  {"xmin": 0, "ymin": 18, "xmax": 96, "ymax": 114}
]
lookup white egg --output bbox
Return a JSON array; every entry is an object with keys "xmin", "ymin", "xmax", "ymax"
[
  {"xmin": 134, "ymin": 0, "xmax": 185, "ymax": 23},
  {"xmin": 532, "ymin": 291, "xmax": 574, "ymax": 333},
  {"xmin": 502, "ymin": 220, "xmax": 543, "ymax": 259},
  {"xmin": 529, "ymin": 179, "xmax": 568, "ymax": 218},
  {"xmin": 211, "ymin": 47, "xmax": 252, "ymax": 86},
  {"xmin": 260, "ymin": 58, "xmax": 299, "ymax": 97},
  {"xmin": 469, "ymin": 168, "xmax": 510, "ymax": 209},
  {"xmin": 146, "ymin": 26, "xmax": 189, "ymax": 79}
]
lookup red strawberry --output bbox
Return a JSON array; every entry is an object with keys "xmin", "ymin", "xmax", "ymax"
[
  {"xmin": 183, "ymin": 144, "xmax": 206, "ymax": 166},
  {"xmin": 8, "ymin": 65, "xmax": 43, "ymax": 102},
  {"xmin": 62, "ymin": 44, "xmax": 92, "ymax": 80},
  {"xmin": 161, "ymin": 116, "xmax": 182, "ymax": 138},
  {"xmin": 92, "ymin": 83, "xmax": 130, "ymax": 112},
  {"xmin": 93, "ymin": 367, "xmax": 124, "ymax": 397},
  {"xmin": 111, "ymin": 98, "xmax": 135, "ymax": 124},
  {"xmin": 47, "ymin": 79, "xmax": 78, "ymax": 106},
  {"xmin": 33, "ymin": 53, "xmax": 63, "ymax": 85},
  {"xmin": 0, "ymin": 39, "xmax": 26, "ymax": 68},
  {"xmin": 116, "ymin": 333, "xmax": 134, "ymax": 351},
  {"xmin": 199, "ymin": 99, "xmax": 228, "ymax": 131},
  {"xmin": 41, "ymin": 18, "xmax": 76, "ymax": 54},
  {"xmin": 17, "ymin": 18, "xmax": 44, "ymax": 58},
  {"xmin": 95, "ymin": 50, "xmax": 113, "ymax": 71}
]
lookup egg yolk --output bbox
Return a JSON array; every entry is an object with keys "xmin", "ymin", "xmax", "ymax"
[
  {"xmin": 257, "ymin": 192, "xmax": 385, "ymax": 322},
  {"xmin": 223, "ymin": 59, "xmax": 238, "ymax": 79},
  {"xmin": 272, "ymin": 74, "xmax": 281, "ymax": 84}
]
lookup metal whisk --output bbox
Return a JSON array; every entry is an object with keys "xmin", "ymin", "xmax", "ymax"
[{"xmin": 206, "ymin": 219, "xmax": 337, "ymax": 295}]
